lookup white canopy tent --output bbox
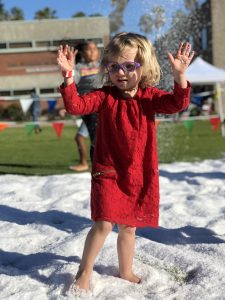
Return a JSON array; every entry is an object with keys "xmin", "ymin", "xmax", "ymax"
[{"xmin": 186, "ymin": 57, "xmax": 225, "ymax": 136}]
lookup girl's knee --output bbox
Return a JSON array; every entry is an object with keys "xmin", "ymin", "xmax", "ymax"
[
  {"xmin": 118, "ymin": 225, "xmax": 136, "ymax": 235},
  {"xmin": 94, "ymin": 221, "xmax": 114, "ymax": 234}
]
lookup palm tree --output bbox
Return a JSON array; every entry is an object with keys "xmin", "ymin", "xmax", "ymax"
[
  {"xmin": 9, "ymin": 7, "xmax": 24, "ymax": 20},
  {"xmin": 138, "ymin": 5, "xmax": 165, "ymax": 38},
  {"xmin": 138, "ymin": 14, "xmax": 154, "ymax": 35},
  {"xmin": 152, "ymin": 6, "xmax": 165, "ymax": 30},
  {"xmin": 184, "ymin": 0, "xmax": 198, "ymax": 11},
  {"xmin": 34, "ymin": 7, "xmax": 57, "ymax": 20},
  {"xmin": 109, "ymin": 0, "xmax": 129, "ymax": 34}
]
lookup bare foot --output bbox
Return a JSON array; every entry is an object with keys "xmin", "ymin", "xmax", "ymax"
[
  {"xmin": 74, "ymin": 268, "xmax": 91, "ymax": 291},
  {"xmin": 119, "ymin": 272, "xmax": 141, "ymax": 284},
  {"xmin": 69, "ymin": 164, "xmax": 89, "ymax": 172}
]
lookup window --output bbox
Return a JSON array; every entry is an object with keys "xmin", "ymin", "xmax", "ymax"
[
  {"xmin": 0, "ymin": 91, "xmax": 11, "ymax": 96},
  {"xmin": 0, "ymin": 43, "xmax": 7, "ymax": 49},
  {"xmin": 36, "ymin": 41, "xmax": 51, "ymax": 47},
  {"xmin": 40, "ymin": 88, "xmax": 56, "ymax": 94},
  {"xmin": 9, "ymin": 42, "xmax": 32, "ymax": 49},
  {"xmin": 14, "ymin": 89, "xmax": 32, "ymax": 96}
]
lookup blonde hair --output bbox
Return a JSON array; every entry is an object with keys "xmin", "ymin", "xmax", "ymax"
[{"xmin": 101, "ymin": 32, "xmax": 161, "ymax": 87}]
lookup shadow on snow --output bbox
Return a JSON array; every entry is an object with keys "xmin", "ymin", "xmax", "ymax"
[
  {"xmin": 137, "ymin": 225, "xmax": 225, "ymax": 244},
  {"xmin": 0, "ymin": 204, "xmax": 92, "ymax": 234}
]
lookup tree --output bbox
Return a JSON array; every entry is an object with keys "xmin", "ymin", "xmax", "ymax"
[
  {"xmin": 109, "ymin": 0, "xmax": 129, "ymax": 34},
  {"xmin": 152, "ymin": 6, "xmax": 165, "ymax": 30},
  {"xmin": 34, "ymin": 7, "xmax": 57, "ymax": 20},
  {"xmin": 138, "ymin": 5, "xmax": 165, "ymax": 38},
  {"xmin": 184, "ymin": 0, "xmax": 198, "ymax": 11},
  {"xmin": 172, "ymin": 10, "xmax": 186, "ymax": 26},
  {"xmin": 0, "ymin": 0, "xmax": 9, "ymax": 21},
  {"xmin": 89, "ymin": 13, "xmax": 103, "ymax": 17},
  {"xmin": 72, "ymin": 11, "xmax": 86, "ymax": 18},
  {"xmin": 138, "ymin": 14, "xmax": 154, "ymax": 35},
  {"xmin": 9, "ymin": 7, "xmax": 24, "ymax": 20}
]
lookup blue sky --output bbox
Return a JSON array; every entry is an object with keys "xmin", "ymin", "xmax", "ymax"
[{"xmin": 4, "ymin": 0, "xmax": 205, "ymax": 38}]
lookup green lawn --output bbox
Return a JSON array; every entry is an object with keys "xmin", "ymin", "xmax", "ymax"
[{"xmin": 0, "ymin": 121, "xmax": 224, "ymax": 175}]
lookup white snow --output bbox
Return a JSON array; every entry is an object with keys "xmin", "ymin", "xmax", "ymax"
[{"xmin": 0, "ymin": 159, "xmax": 225, "ymax": 300}]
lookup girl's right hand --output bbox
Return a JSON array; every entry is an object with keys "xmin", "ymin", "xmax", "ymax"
[{"xmin": 57, "ymin": 44, "xmax": 78, "ymax": 72}]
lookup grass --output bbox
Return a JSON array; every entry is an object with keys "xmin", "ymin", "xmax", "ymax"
[{"xmin": 0, "ymin": 121, "xmax": 224, "ymax": 175}]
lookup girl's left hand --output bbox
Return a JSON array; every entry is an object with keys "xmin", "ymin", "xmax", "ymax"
[{"xmin": 168, "ymin": 42, "xmax": 195, "ymax": 74}]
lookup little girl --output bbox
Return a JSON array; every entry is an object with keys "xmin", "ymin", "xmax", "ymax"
[{"xmin": 57, "ymin": 32, "xmax": 194, "ymax": 291}]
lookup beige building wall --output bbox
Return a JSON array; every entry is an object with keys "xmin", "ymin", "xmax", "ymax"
[{"xmin": 0, "ymin": 18, "xmax": 110, "ymax": 100}]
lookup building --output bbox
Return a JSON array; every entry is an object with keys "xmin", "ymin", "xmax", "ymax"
[{"xmin": 0, "ymin": 17, "xmax": 110, "ymax": 110}]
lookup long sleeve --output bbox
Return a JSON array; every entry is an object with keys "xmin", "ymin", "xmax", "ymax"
[
  {"xmin": 152, "ymin": 81, "xmax": 191, "ymax": 114},
  {"xmin": 59, "ymin": 82, "xmax": 105, "ymax": 115}
]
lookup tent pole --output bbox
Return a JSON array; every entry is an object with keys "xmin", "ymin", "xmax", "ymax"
[{"xmin": 216, "ymin": 83, "xmax": 225, "ymax": 137}]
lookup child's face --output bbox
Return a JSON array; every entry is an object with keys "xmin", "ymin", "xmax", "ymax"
[
  {"xmin": 82, "ymin": 42, "xmax": 99, "ymax": 63},
  {"xmin": 107, "ymin": 46, "xmax": 143, "ymax": 91}
]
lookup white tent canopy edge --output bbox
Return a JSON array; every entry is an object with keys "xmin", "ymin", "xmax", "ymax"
[{"xmin": 186, "ymin": 57, "xmax": 225, "ymax": 136}]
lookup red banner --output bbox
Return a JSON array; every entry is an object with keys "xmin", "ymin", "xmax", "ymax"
[
  {"xmin": 52, "ymin": 122, "xmax": 64, "ymax": 139},
  {"xmin": 210, "ymin": 117, "xmax": 220, "ymax": 132}
]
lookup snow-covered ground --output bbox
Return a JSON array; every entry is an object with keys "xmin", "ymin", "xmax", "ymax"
[{"xmin": 0, "ymin": 159, "xmax": 225, "ymax": 300}]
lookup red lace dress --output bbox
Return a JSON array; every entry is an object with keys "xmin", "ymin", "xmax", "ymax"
[{"xmin": 59, "ymin": 82, "xmax": 191, "ymax": 227}]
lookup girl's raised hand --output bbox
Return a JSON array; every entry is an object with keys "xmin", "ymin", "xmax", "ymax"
[
  {"xmin": 57, "ymin": 44, "xmax": 78, "ymax": 72},
  {"xmin": 167, "ymin": 42, "xmax": 195, "ymax": 74}
]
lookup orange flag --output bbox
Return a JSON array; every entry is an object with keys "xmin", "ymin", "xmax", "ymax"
[
  {"xmin": 0, "ymin": 123, "xmax": 9, "ymax": 132},
  {"xmin": 155, "ymin": 120, "xmax": 161, "ymax": 129},
  {"xmin": 52, "ymin": 122, "xmax": 64, "ymax": 139},
  {"xmin": 210, "ymin": 117, "xmax": 220, "ymax": 132}
]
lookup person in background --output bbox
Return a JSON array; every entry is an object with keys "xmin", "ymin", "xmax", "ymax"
[
  {"xmin": 57, "ymin": 32, "xmax": 194, "ymax": 292},
  {"xmin": 69, "ymin": 40, "xmax": 101, "ymax": 172},
  {"xmin": 30, "ymin": 89, "xmax": 42, "ymax": 133}
]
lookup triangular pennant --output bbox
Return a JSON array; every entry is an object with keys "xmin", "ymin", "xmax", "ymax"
[
  {"xmin": 25, "ymin": 123, "xmax": 36, "ymax": 136},
  {"xmin": 48, "ymin": 100, "xmax": 57, "ymax": 113},
  {"xmin": 20, "ymin": 98, "xmax": 33, "ymax": 114},
  {"xmin": 210, "ymin": 117, "xmax": 220, "ymax": 132},
  {"xmin": 183, "ymin": 120, "xmax": 194, "ymax": 133},
  {"xmin": 155, "ymin": 120, "xmax": 161, "ymax": 129},
  {"xmin": 52, "ymin": 122, "xmax": 64, "ymax": 139},
  {"xmin": 0, "ymin": 123, "xmax": 9, "ymax": 132}
]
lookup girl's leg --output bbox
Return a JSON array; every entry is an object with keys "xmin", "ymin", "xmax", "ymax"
[
  {"xmin": 75, "ymin": 221, "xmax": 114, "ymax": 290},
  {"xmin": 117, "ymin": 225, "xmax": 140, "ymax": 283},
  {"xmin": 69, "ymin": 133, "xmax": 88, "ymax": 171}
]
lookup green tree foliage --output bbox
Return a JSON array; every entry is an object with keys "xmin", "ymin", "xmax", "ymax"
[
  {"xmin": 9, "ymin": 7, "xmax": 24, "ymax": 20},
  {"xmin": 89, "ymin": 13, "xmax": 103, "ymax": 17},
  {"xmin": 34, "ymin": 7, "xmax": 57, "ymax": 20},
  {"xmin": 0, "ymin": 0, "xmax": 9, "ymax": 20},
  {"xmin": 72, "ymin": 11, "xmax": 86, "ymax": 18}
]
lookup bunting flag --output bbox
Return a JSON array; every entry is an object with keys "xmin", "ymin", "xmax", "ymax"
[
  {"xmin": 210, "ymin": 117, "xmax": 220, "ymax": 132},
  {"xmin": 48, "ymin": 100, "xmax": 57, "ymax": 114},
  {"xmin": 19, "ymin": 98, "xmax": 34, "ymax": 114},
  {"xmin": 0, "ymin": 123, "xmax": 9, "ymax": 132},
  {"xmin": 183, "ymin": 120, "xmax": 195, "ymax": 133},
  {"xmin": 25, "ymin": 123, "xmax": 36, "ymax": 136},
  {"xmin": 155, "ymin": 120, "xmax": 161, "ymax": 129},
  {"xmin": 52, "ymin": 122, "xmax": 64, "ymax": 139}
]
